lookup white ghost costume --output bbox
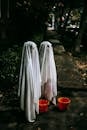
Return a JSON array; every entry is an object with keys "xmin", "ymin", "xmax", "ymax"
[
  {"xmin": 39, "ymin": 41, "xmax": 57, "ymax": 105},
  {"xmin": 18, "ymin": 41, "xmax": 41, "ymax": 122}
]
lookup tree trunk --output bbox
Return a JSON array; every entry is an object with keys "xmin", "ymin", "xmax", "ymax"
[
  {"xmin": 75, "ymin": 28, "xmax": 83, "ymax": 53},
  {"xmin": 75, "ymin": 0, "xmax": 87, "ymax": 53}
]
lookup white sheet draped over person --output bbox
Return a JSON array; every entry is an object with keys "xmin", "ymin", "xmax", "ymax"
[
  {"xmin": 18, "ymin": 41, "xmax": 41, "ymax": 122},
  {"xmin": 39, "ymin": 41, "xmax": 57, "ymax": 105}
]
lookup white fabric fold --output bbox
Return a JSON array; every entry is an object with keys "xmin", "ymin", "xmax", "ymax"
[
  {"xmin": 18, "ymin": 41, "xmax": 41, "ymax": 122},
  {"xmin": 39, "ymin": 41, "xmax": 57, "ymax": 105}
]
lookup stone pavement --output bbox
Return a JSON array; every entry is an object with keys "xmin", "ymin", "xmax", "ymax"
[
  {"xmin": 54, "ymin": 49, "xmax": 86, "ymax": 90},
  {"xmin": 46, "ymin": 30, "xmax": 87, "ymax": 90}
]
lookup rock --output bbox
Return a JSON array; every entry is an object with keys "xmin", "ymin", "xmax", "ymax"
[
  {"xmin": 80, "ymin": 113, "xmax": 84, "ymax": 116},
  {"xmin": 53, "ymin": 45, "xmax": 65, "ymax": 54},
  {"xmin": 0, "ymin": 94, "xmax": 3, "ymax": 98}
]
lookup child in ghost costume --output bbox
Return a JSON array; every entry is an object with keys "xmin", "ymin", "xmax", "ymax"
[
  {"xmin": 39, "ymin": 41, "xmax": 57, "ymax": 105},
  {"xmin": 18, "ymin": 41, "xmax": 41, "ymax": 122}
]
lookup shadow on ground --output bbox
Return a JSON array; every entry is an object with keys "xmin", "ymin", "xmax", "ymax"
[{"xmin": 0, "ymin": 85, "xmax": 87, "ymax": 130}]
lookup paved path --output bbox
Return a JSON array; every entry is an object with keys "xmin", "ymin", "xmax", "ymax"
[
  {"xmin": 46, "ymin": 30, "xmax": 87, "ymax": 90},
  {"xmin": 0, "ymin": 87, "xmax": 87, "ymax": 130}
]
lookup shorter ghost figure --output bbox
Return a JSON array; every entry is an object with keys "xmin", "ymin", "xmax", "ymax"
[
  {"xmin": 18, "ymin": 41, "xmax": 41, "ymax": 122},
  {"xmin": 39, "ymin": 41, "xmax": 57, "ymax": 105}
]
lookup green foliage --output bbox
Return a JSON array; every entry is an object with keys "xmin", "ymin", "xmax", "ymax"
[
  {"xmin": 0, "ymin": 45, "xmax": 22, "ymax": 87},
  {"xmin": 70, "ymin": 9, "xmax": 81, "ymax": 21},
  {"xmin": 32, "ymin": 33, "xmax": 44, "ymax": 44}
]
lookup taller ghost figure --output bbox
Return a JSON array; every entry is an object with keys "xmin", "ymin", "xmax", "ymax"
[
  {"xmin": 18, "ymin": 41, "xmax": 41, "ymax": 122},
  {"xmin": 39, "ymin": 41, "xmax": 57, "ymax": 105}
]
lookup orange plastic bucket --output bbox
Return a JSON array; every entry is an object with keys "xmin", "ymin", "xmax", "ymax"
[
  {"xmin": 57, "ymin": 97, "xmax": 71, "ymax": 111},
  {"xmin": 39, "ymin": 99, "xmax": 49, "ymax": 113}
]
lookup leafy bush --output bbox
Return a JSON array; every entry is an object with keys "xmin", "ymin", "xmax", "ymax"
[
  {"xmin": 0, "ymin": 33, "xmax": 44, "ymax": 88},
  {"xmin": 32, "ymin": 33, "xmax": 44, "ymax": 43},
  {"xmin": 0, "ymin": 45, "xmax": 22, "ymax": 87}
]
